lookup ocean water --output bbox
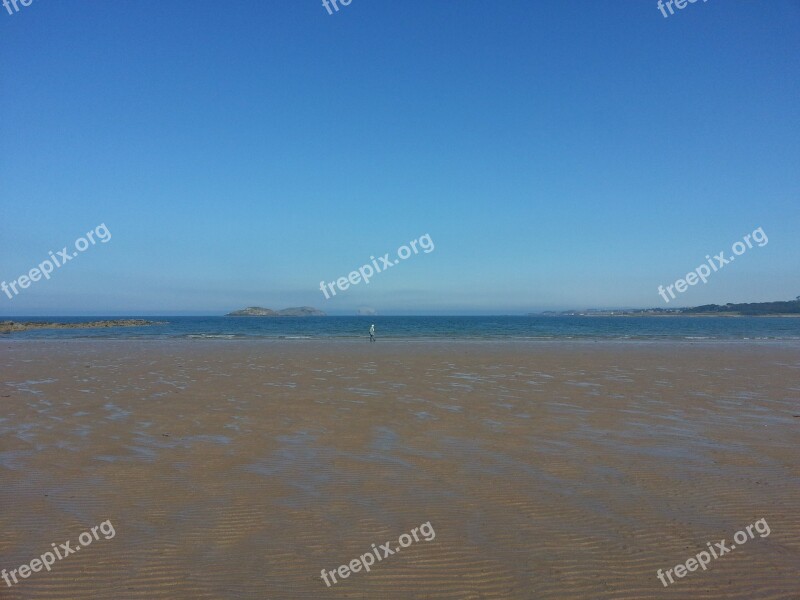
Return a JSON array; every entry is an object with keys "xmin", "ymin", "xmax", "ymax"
[{"xmin": 3, "ymin": 316, "xmax": 800, "ymax": 340}]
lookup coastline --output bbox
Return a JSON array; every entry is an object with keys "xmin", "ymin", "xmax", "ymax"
[
  {"xmin": 1, "ymin": 314, "xmax": 798, "ymax": 342},
  {"xmin": 536, "ymin": 313, "xmax": 800, "ymax": 318}
]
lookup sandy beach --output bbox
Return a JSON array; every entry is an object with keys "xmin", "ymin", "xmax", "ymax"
[{"xmin": 1, "ymin": 340, "xmax": 798, "ymax": 599}]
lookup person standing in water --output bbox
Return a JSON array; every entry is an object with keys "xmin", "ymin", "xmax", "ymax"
[{"xmin": 369, "ymin": 323, "xmax": 375, "ymax": 342}]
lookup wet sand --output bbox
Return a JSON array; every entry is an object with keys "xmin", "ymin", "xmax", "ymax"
[{"xmin": 1, "ymin": 340, "xmax": 799, "ymax": 599}]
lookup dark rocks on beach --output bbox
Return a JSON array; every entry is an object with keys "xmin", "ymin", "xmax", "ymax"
[{"xmin": 0, "ymin": 319, "xmax": 162, "ymax": 334}]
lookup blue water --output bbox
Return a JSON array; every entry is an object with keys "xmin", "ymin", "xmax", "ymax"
[{"xmin": 3, "ymin": 316, "xmax": 800, "ymax": 340}]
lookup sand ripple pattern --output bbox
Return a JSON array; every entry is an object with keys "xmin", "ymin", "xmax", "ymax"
[{"xmin": 1, "ymin": 340, "xmax": 799, "ymax": 599}]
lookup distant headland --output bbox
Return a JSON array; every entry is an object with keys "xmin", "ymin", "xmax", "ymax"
[
  {"xmin": 225, "ymin": 306, "xmax": 327, "ymax": 317},
  {"xmin": 532, "ymin": 298, "xmax": 800, "ymax": 317}
]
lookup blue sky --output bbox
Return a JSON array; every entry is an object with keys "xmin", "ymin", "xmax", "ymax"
[{"xmin": 1, "ymin": 0, "xmax": 798, "ymax": 316}]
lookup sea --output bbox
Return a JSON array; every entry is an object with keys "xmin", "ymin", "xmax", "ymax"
[{"xmin": 3, "ymin": 316, "xmax": 800, "ymax": 341}]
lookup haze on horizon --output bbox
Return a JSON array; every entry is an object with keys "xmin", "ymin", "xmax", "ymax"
[{"xmin": 2, "ymin": 2, "xmax": 799, "ymax": 317}]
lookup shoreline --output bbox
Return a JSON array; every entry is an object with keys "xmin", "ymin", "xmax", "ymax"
[{"xmin": 3, "ymin": 337, "xmax": 800, "ymax": 350}]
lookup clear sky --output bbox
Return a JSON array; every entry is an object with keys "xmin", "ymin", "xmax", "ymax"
[{"xmin": 1, "ymin": 1, "xmax": 798, "ymax": 316}]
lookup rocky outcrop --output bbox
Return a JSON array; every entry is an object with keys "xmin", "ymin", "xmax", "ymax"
[{"xmin": 0, "ymin": 319, "xmax": 162, "ymax": 334}]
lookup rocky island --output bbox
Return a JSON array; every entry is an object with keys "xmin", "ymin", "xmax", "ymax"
[
  {"xmin": 0, "ymin": 319, "xmax": 163, "ymax": 334},
  {"xmin": 226, "ymin": 306, "xmax": 327, "ymax": 317}
]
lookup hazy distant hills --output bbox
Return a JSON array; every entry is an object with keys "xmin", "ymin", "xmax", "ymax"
[
  {"xmin": 681, "ymin": 299, "xmax": 800, "ymax": 316},
  {"xmin": 226, "ymin": 306, "xmax": 327, "ymax": 317},
  {"xmin": 533, "ymin": 299, "xmax": 800, "ymax": 317}
]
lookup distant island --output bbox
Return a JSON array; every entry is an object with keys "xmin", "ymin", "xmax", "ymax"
[
  {"xmin": 533, "ymin": 298, "xmax": 800, "ymax": 317},
  {"xmin": 226, "ymin": 306, "xmax": 327, "ymax": 317},
  {"xmin": 0, "ymin": 319, "xmax": 162, "ymax": 334}
]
